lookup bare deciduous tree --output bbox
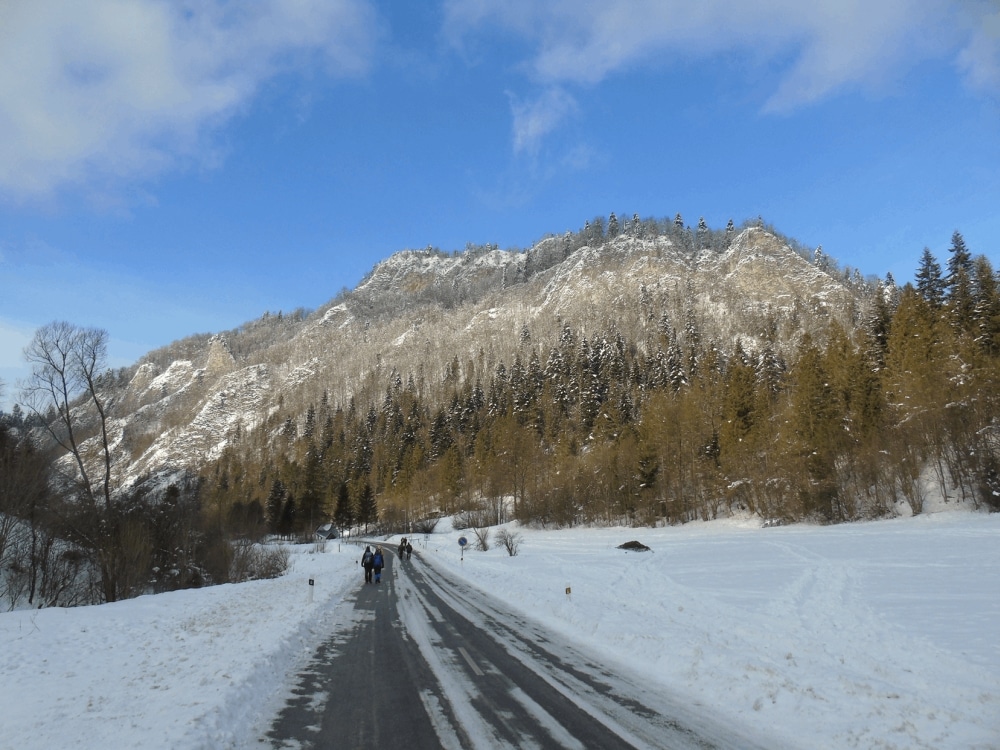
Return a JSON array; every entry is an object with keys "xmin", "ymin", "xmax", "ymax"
[
  {"xmin": 22, "ymin": 322, "xmax": 115, "ymax": 512},
  {"xmin": 472, "ymin": 525, "xmax": 490, "ymax": 551},
  {"xmin": 21, "ymin": 322, "xmax": 129, "ymax": 602},
  {"xmin": 496, "ymin": 528, "xmax": 521, "ymax": 556}
]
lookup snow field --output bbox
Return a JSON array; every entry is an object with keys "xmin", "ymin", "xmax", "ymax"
[
  {"xmin": 0, "ymin": 544, "xmax": 362, "ymax": 749},
  {"xmin": 1, "ymin": 511, "xmax": 997, "ymax": 749},
  {"xmin": 420, "ymin": 512, "xmax": 1000, "ymax": 749}
]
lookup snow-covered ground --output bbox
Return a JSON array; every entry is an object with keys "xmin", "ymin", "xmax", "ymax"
[{"xmin": 1, "ymin": 508, "xmax": 997, "ymax": 749}]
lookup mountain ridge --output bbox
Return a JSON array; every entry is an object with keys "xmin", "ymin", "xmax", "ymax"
[{"xmin": 87, "ymin": 224, "xmax": 872, "ymax": 488}]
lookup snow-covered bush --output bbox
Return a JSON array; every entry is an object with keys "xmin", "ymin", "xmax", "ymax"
[
  {"xmin": 496, "ymin": 528, "xmax": 522, "ymax": 556},
  {"xmin": 229, "ymin": 540, "xmax": 290, "ymax": 582}
]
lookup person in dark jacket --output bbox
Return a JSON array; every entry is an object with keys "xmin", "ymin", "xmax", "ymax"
[
  {"xmin": 405, "ymin": 541, "xmax": 412, "ymax": 560},
  {"xmin": 361, "ymin": 545, "xmax": 374, "ymax": 584},
  {"xmin": 373, "ymin": 547, "xmax": 385, "ymax": 583}
]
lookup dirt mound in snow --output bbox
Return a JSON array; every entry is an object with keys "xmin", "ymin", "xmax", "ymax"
[{"xmin": 617, "ymin": 541, "xmax": 651, "ymax": 552}]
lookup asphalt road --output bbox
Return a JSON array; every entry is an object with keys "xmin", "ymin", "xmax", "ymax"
[{"xmin": 265, "ymin": 546, "xmax": 773, "ymax": 749}]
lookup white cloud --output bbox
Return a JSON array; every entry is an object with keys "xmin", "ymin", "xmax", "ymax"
[
  {"xmin": 509, "ymin": 88, "xmax": 578, "ymax": 155},
  {"xmin": 0, "ymin": 318, "xmax": 34, "ymax": 410},
  {"xmin": 0, "ymin": 0, "xmax": 377, "ymax": 202},
  {"xmin": 0, "ymin": 318, "xmax": 32, "ymax": 370},
  {"xmin": 444, "ymin": 0, "xmax": 999, "ymax": 111},
  {"xmin": 957, "ymin": 2, "xmax": 1000, "ymax": 92}
]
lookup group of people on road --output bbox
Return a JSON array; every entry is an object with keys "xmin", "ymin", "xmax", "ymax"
[
  {"xmin": 361, "ymin": 545, "xmax": 384, "ymax": 584},
  {"xmin": 398, "ymin": 537, "xmax": 412, "ymax": 560},
  {"xmin": 360, "ymin": 538, "xmax": 414, "ymax": 585}
]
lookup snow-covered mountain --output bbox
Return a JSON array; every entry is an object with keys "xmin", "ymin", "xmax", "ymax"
[{"xmin": 94, "ymin": 226, "xmax": 870, "ymax": 487}]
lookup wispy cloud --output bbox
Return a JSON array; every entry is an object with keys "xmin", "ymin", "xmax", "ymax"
[
  {"xmin": 0, "ymin": 234, "xmax": 257, "ymax": 401},
  {"xmin": 509, "ymin": 88, "xmax": 578, "ymax": 155},
  {"xmin": 957, "ymin": 2, "xmax": 1000, "ymax": 92},
  {"xmin": 0, "ymin": 0, "xmax": 377, "ymax": 203},
  {"xmin": 0, "ymin": 318, "xmax": 32, "ymax": 370},
  {"xmin": 444, "ymin": 0, "xmax": 1000, "ymax": 112},
  {"xmin": 0, "ymin": 317, "xmax": 34, "ymax": 410}
]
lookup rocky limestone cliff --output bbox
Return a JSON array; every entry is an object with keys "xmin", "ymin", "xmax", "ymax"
[{"xmin": 79, "ymin": 227, "xmax": 874, "ymax": 488}]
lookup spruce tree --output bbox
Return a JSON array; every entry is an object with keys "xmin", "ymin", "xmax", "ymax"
[
  {"xmin": 697, "ymin": 217, "xmax": 709, "ymax": 249},
  {"xmin": 946, "ymin": 231, "xmax": 973, "ymax": 282},
  {"xmin": 279, "ymin": 495, "xmax": 297, "ymax": 537},
  {"xmin": 945, "ymin": 231, "xmax": 975, "ymax": 332},
  {"xmin": 266, "ymin": 479, "xmax": 287, "ymax": 533},
  {"xmin": 862, "ymin": 282, "xmax": 892, "ymax": 371},
  {"xmin": 720, "ymin": 356, "xmax": 757, "ymax": 449},
  {"xmin": 607, "ymin": 212, "xmax": 619, "ymax": 238},
  {"xmin": 298, "ymin": 444, "xmax": 324, "ymax": 530},
  {"xmin": 333, "ymin": 481, "xmax": 352, "ymax": 531},
  {"xmin": 971, "ymin": 255, "xmax": 1000, "ymax": 356},
  {"xmin": 303, "ymin": 405, "xmax": 316, "ymax": 438},
  {"xmin": 915, "ymin": 248, "xmax": 945, "ymax": 308},
  {"xmin": 356, "ymin": 480, "xmax": 377, "ymax": 531}
]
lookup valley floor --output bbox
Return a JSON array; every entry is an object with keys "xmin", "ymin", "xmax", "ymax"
[{"xmin": 0, "ymin": 506, "xmax": 997, "ymax": 749}]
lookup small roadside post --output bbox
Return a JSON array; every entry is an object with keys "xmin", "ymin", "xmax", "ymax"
[
  {"xmin": 308, "ymin": 578, "xmax": 314, "ymax": 603},
  {"xmin": 458, "ymin": 536, "xmax": 468, "ymax": 562}
]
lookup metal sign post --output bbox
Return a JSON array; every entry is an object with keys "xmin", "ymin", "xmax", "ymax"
[{"xmin": 458, "ymin": 536, "xmax": 467, "ymax": 561}]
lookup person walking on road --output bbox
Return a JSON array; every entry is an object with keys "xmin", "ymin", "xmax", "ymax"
[
  {"xmin": 373, "ymin": 546, "xmax": 385, "ymax": 583},
  {"xmin": 361, "ymin": 545, "xmax": 374, "ymax": 584},
  {"xmin": 405, "ymin": 541, "xmax": 412, "ymax": 560}
]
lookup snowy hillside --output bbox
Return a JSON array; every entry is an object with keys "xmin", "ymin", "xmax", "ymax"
[
  {"xmin": 2, "ymin": 508, "xmax": 996, "ymax": 749},
  {"xmin": 80, "ymin": 226, "xmax": 864, "ymax": 488}
]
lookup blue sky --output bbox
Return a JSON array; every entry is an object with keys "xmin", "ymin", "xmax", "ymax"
[{"xmin": 2, "ymin": 0, "xmax": 999, "ymax": 408}]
